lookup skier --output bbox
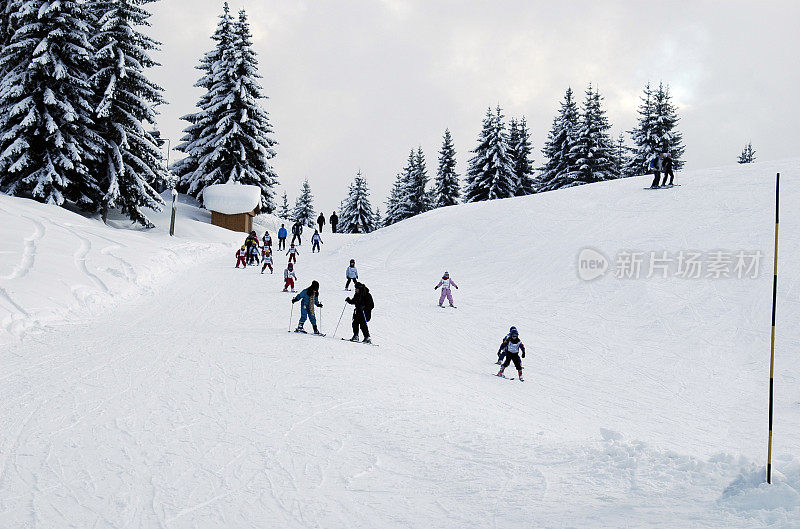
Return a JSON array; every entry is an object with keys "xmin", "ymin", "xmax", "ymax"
[
  {"xmin": 649, "ymin": 153, "xmax": 664, "ymax": 188},
  {"xmin": 291, "ymin": 221, "xmax": 303, "ymax": 246},
  {"xmin": 330, "ymin": 211, "xmax": 338, "ymax": 233},
  {"xmin": 434, "ymin": 271, "xmax": 459, "ymax": 307},
  {"xmin": 292, "ymin": 281, "xmax": 323, "ymax": 334},
  {"xmin": 248, "ymin": 242, "xmax": 260, "ymax": 265},
  {"xmin": 311, "ymin": 230, "xmax": 323, "ymax": 253},
  {"xmin": 283, "ymin": 262, "xmax": 297, "ymax": 292},
  {"xmin": 496, "ymin": 326, "xmax": 517, "ymax": 364},
  {"xmin": 662, "ymin": 152, "xmax": 675, "ymax": 186},
  {"xmin": 244, "ymin": 231, "xmax": 259, "ymax": 264},
  {"xmin": 346, "ymin": 282, "xmax": 374, "ymax": 343},
  {"xmin": 278, "ymin": 224, "xmax": 288, "ymax": 250},
  {"xmin": 345, "ymin": 259, "xmax": 358, "ymax": 290},
  {"xmin": 235, "ymin": 245, "xmax": 247, "ymax": 268},
  {"xmin": 317, "ymin": 212, "xmax": 326, "ymax": 233},
  {"xmin": 496, "ymin": 327, "xmax": 525, "ymax": 381},
  {"xmin": 262, "ymin": 230, "xmax": 272, "ymax": 250},
  {"xmin": 261, "ymin": 246, "xmax": 274, "ymax": 274},
  {"xmin": 286, "ymin": 243, "xmax": 300, "ymax": 264}
]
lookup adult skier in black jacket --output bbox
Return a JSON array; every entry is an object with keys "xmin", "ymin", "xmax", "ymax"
[{"xmin": 346, "ymin": 282, "xmax": 373, "ymax": 343}]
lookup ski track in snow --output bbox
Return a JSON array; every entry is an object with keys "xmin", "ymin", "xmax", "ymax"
[{"xmin": 1, "ymin": 162, "xmax": 800, "ymax": 527}]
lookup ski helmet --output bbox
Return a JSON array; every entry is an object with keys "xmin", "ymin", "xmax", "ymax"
[{"xmin": 510, "ymin": 327, "xmax": 519, "ymax": 337}]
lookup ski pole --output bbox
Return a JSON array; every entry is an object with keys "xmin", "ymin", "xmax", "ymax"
[
  {"xmin": 333, "ymin": 302, "xmax": 347, "ymax": 338},
  {"xmin": 288, "ymin": 300, "xmax": 294, "ymax": 332},
  {"xmin": 319, "ymin": 306, "xmax": 323, "ymax": 332}
]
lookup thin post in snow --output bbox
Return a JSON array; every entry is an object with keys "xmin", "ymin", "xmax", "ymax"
[{"xmin": 767, "ymin": 172, "xmax": 779, "ymax": 484}]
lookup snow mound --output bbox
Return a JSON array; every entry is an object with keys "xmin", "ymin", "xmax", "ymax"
[
  {"xmin": 721, "ymin": 457, "xmax": 800, "ymax": 514},
  {"xmin": 202, "ymin": 183, "xmax": 261, "ymax": 214}
]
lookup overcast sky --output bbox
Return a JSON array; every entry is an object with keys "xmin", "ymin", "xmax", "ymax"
[{"xmin": 147, "ymin": 0, "xmax": 800, "ymax": 213}]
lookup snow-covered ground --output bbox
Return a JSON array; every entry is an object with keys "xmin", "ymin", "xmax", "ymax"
[{"xmin": 2, "ymin": 160, "xmax": 800, "ymax": 528}]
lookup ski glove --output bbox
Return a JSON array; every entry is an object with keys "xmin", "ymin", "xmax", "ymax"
[
  {"xmin": 317, "ymin": 303, "xmax": 323, "ymax": 307},
  {"xmin": 292, "ymin": 298, "xmax": 298, "ymax": 304},
  {"xmin": 521, "ymin": 352, "xmax": 525, "ymax": 358}
]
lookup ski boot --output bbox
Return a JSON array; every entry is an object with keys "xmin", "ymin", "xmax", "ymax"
[
  {"xmin": 496, "ymin": 367, "xmax": 505, "ymax": 377},
  {"xmin": 518, "ymin": 371, "xmax": 524, "ymax": 382},
  {"xmin": 295, "ymin": 323, "xmax": 306, "ymax": 333},
  {"xmin": 362, "ymin": 336, "xmax": 372, "ymax": 344},
  {"xmin": 349, "ymin": 335, "xmax": 359, "ymax": 342},
  {"xmin": 312, "ymin": 325, "xmax": 321, "ymax": 335}
]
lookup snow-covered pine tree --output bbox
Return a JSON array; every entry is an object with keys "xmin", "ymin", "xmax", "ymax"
[
  {"xmin": 224, "ymin": 9, "xmax": 279, "ymax": 211},
  {"xmin": 614, "ymin": 133, "xmax": 631, "ymax": 178},
  {"xmin": 628, "ymin": 82, "xmax": 685, "ymax": 175},
  {"xmin": 172, "ymin": 5, "xmax": 280, "ymax": 210},
  {"xmin": 538, "ymin": 88, "xmax": 580, "ymax": 192},
  {"xmin": 566, "ymin": 84, "xmax": 617, "ymax": 186},
  {"xmin": 508, "ymin": 117, "xmax": 535, "ymax": 195},
  {"xmin": 172, "ymin": 3, "xmax": 233, "ymax": 197},
  {"xmin": 738, "ymin": 142, "xmax": 756, "ymax": 163},
  {"xmin": 626, "ymin": 82, "xmax": 655, "ymax": 176},
  {"xmin": 464, "ymin": 106, "xmax": 515, "ymax": 202},
  {"xmin": 432, "ymin": 128, "xmax": 459, "ymax": 208},
  {"xmin": 339, "ymin": 170, "xmax": 376, "ymax": 233},
  {"xmin": 651, "ymin": 82, "xmax": 685, "ymax": 170},
  {"xmin": 0, "ymin": 0, "xmax": 104, "ymax": 207},
  {"xmin": 383, "ymin": 173, "xmax": 406, "ymax": 226},
  {"xmin": 279, "ymin": 191, "xmax": 290, "ymax": 219},
  {"xmin": 88, "ymin": 0, "xmax": 166, "ymax": 227},
  {"xmin": 405, "ymin": 146, "xmax": 430, "ymax": 215},
  {"xmin": 292, "ymin": 179, "xmax": 315, "ymax": 227},
  {"xmin": 374, "ymin": 207, "xmax": 381, "ymax": 227}
]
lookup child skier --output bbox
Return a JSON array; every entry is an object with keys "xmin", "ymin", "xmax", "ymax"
[
  {"xmin": 311, "ymin": 230, "xmax": 323, "ymax": 253},
  {"xmin": 496, "ymin": 326, "xmax": 517, "ymax": 364},
  {"xmin": 286, "ymin": 243, "xmax": 299, "ymax": 264},
  {"xmin": 248, "ymin": 243, "xmax": 260, "ymax": 264},
  {"xmin": 496, "ymin": 327, "xmax": 525, "ymax": 381},
  {"xmin": 283, "ymin": 263, "xmax": 297, "ymax": 292},
  {"xmin": 263, "ymin": 231, "xmax": 272, "ymax": 250},
  {"xmin": 261, "ymin": 247, "xmax": 274, "ymax": 274},
  {"xmin": 292, "ymin": 280, "xmax": 323, "ymax": 334},
  {"xmin": 434, "ymin": 271, "xmax": 459, "ymax": 307},
  {"xmin": 235, "ymin": 245, "xmax": 247, "ymax": 268},
  {"xmin": 345, "ymin": 259, "xmax": 358, "ymax": 290}
]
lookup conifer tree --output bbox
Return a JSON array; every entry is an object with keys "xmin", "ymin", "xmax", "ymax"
[
  {"xmin": 651, "ymin": 82, "xmax": 685, "ymax": 169},
  {"xmin": 628, "ymin": 82, "xmax": 685, "ymax": 174},
  {"xmin": 279, "ymin": 191, "xmax": 290, "ymax": 219},
  {"xmin": 383, "ymin": 173, "xmax": 406, "ymax": 226},
  {"xmin": 339, "ymin": 170, "xmax": 376, "ymax": 233},
  {"xmin": 567, "ymin": 84, "xmax": 617, "ymax": 186},
  {"xmin": 89, "ymin": 0, "xmax": 167, "ymax": 226},
  {"xmin": 614, "ymin": 133, "xmax": 631, "ymax": 178},
  {"xmin": 374, "ymin": 207, "xmax": 381, "ymax": 227},
  {"xmin": 538, "ymin": 88, "xmax": 580, "ymax": 192},
  {"xmin": 405, "ymin": 146, "xmax": 430, "ymax": 215},
  {"xmin": 292, "ymin": 179, "xmax": 315, "ymax": 227},
  {"xmin": 464, "ymin": 106, "xmax": 515, "ymax": 202},
  {"xmin": 432, "ymin": 128, "xmax": 460, "ymax": 208},
  {"xmin": 508, "ymin": 117, "xmax": 535, "ymax": 195},
  {"xmin": 172, "ymin": 5, "xmax": 279, "ymax": 210},
  {"xmin": 0, "ymin": 0, "xmax": 104, "ymax": 207},
  {"xmin": 738, "ymin": 142, "xmax": 756, "ymax": 163}
]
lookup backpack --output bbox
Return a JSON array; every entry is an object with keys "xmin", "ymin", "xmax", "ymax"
[
  {"xmin": 363, "ymin": 293, "xmax": 374, "ymax": 321},
  {"xmin": 648, "ymin": 156, "xmax": 659, "ymax": 169}
]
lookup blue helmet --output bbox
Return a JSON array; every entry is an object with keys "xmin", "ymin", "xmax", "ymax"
[{"xmin": 509, "ymin": 327, "xmax": 519, "ymax": 338}]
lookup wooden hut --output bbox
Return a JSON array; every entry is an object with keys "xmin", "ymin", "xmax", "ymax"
[{"xmin": 203, "ymin": 184, "xmax": 261, "ymax": 233}]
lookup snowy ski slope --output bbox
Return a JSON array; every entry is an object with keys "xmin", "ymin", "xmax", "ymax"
[{"xmin": 1, "ymin": 160, "xmax": 799, "ymax": 528}]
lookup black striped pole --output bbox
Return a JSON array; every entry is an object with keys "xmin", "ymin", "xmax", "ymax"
[{"xmin": 767, "ymin": 173, "xmax": 779, "ymax": 484}]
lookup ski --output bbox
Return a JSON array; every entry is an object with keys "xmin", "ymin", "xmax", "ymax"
[
  {"xmin": 340, "ymin": 338, "xmax": 379, "ymax": 347},
  {"xmin": 494, "ymin": 373, "xmax": 523, "ymax": 382},
  {"xmin": 289, "ymin": 330, "xmax": 326, "ymax": 337},
  {"xmin": 643, "ymin": 184, "xmax": 681, "ymax": 190}
]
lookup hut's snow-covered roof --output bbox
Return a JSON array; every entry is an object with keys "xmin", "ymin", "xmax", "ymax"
[{"xmin": 203, "ymin": 184, "xmax": 261, "ymax": 214}]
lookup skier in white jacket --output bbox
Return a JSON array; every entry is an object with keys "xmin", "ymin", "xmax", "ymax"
[{"xmin": 345, "ymin": 259, "xmax": 358, "ymax": 290}]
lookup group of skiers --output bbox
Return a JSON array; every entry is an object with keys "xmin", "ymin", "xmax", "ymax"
[
  {"xmin": 236, "ymin": 227, "xmax": 524, "ymax": 379},
  {"xmin": 317, "ymin": 212, "xmax": 338, "ymax": 233},
  {"xmin": 649, "ymin": 152, "xmax": 676, "ymax": 188}
]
